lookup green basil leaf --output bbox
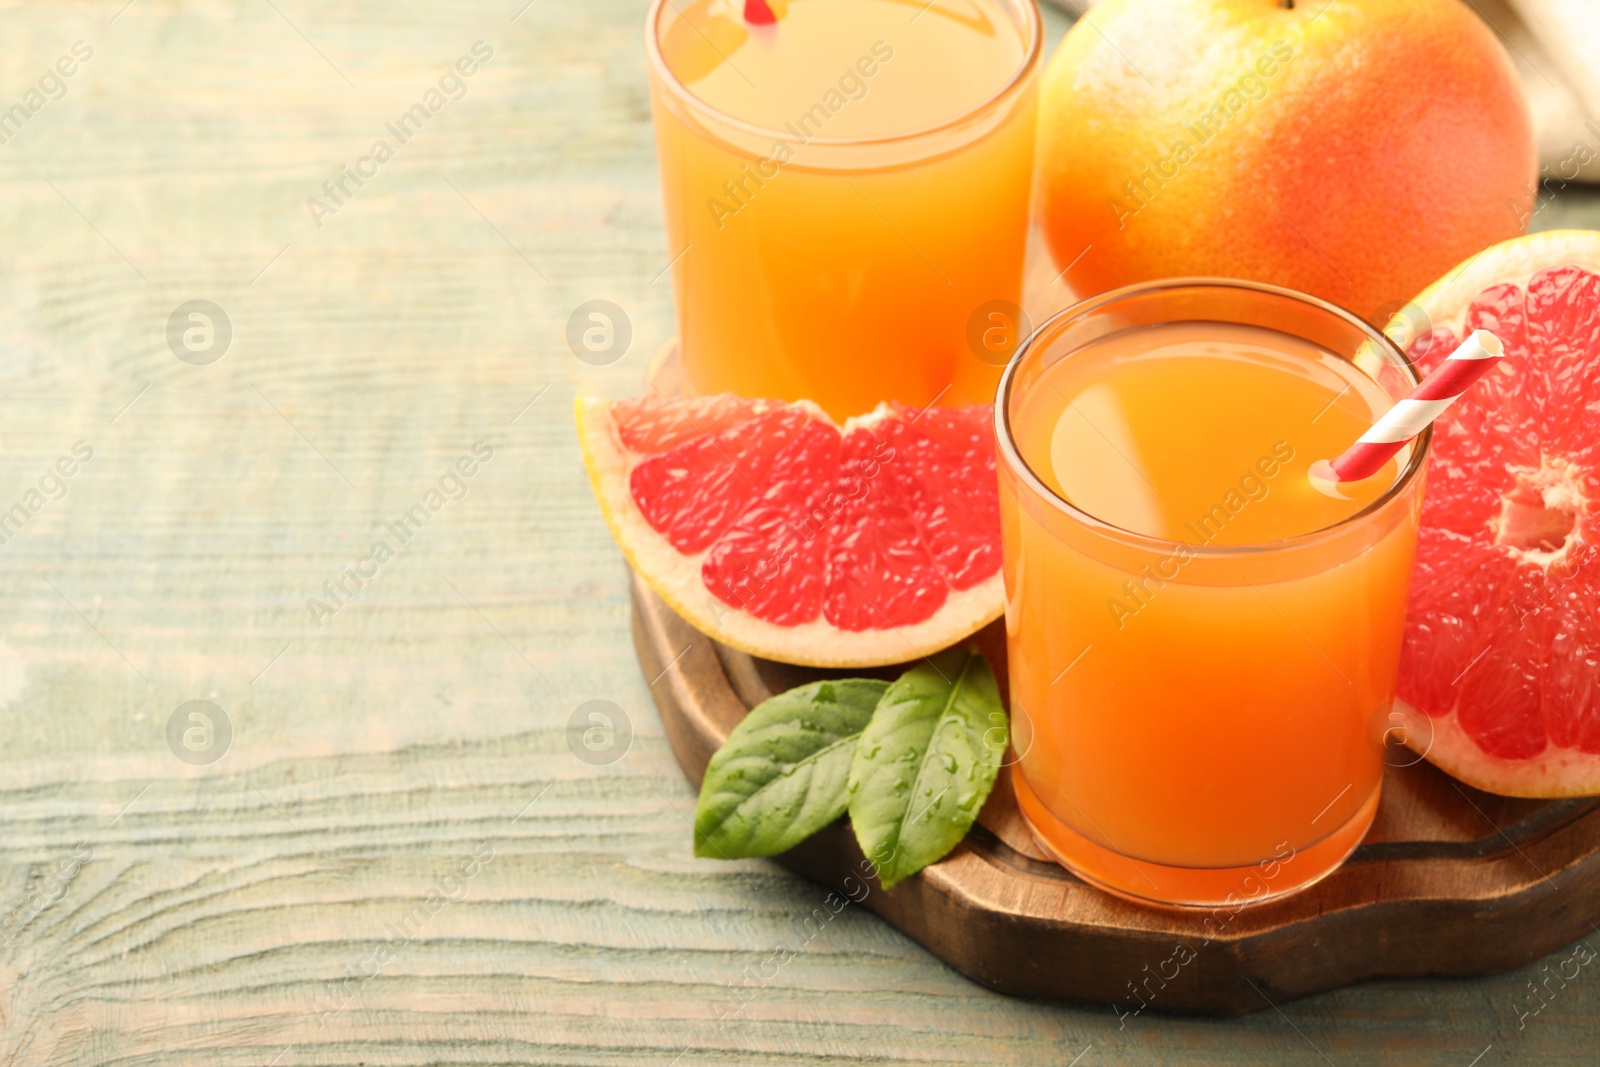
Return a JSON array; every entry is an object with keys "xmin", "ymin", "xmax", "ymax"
[
  {"xmin": 693, "ymin": 678, "xmax": 889, "ymax": 859},
  {"xmin": 847, "ymin": 649, "xmax": 1005, "ymax": 889}
]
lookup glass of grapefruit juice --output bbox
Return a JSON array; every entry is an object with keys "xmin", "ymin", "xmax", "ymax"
[
  {"xmin": 995, "ymin": 281, "xmax": 1430, "ymax": 908},
  {"xmin": 646, "ymin": 0, "xmax": 1041, "ymax": 420}
]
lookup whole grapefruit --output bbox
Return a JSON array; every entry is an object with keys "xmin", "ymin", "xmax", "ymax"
[{"xmin": 1036, "ymin": 0, "xmax": 1538, "ymax": 324}]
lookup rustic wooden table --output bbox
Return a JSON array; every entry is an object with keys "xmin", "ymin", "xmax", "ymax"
[{"xmin": 0, "ymin": 1, "xmax": 1597, "ymax": 1064}]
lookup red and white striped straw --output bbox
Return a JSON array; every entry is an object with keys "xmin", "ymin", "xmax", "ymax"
[{"xmin": 1324, "ymin": 329, "xmax": 1504, "ymax": 483}]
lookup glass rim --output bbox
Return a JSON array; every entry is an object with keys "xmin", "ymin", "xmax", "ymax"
[
  {"xmin": 993, "ymin": 277, "xmax": 1433, "ymax": 559},
  {"xmin": 643, "ymin": 0, "xmax": 1043, "ymax": 149}
]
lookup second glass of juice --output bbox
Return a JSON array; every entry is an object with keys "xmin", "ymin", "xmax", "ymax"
[
  {"xmin": 646, "ymin": 0, "xmax": 1041, "ymax": 420},
  {"xmin": 996, "ymin": 281, "xmax": 1430, "ymax": 908}
]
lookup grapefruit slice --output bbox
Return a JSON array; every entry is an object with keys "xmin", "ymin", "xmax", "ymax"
[
  {"xmin": 1388, "ymin": 230, "xmax": 1600, "ymax": 797},
  {"xmin": 576, "ymin": 393, "xmax": 1004, "ymax": 667}
]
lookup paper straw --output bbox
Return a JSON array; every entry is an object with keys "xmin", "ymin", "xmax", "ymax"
[{"xmin": 1325, "ymin": 329, "xmax": 1504, "ymax": 483}]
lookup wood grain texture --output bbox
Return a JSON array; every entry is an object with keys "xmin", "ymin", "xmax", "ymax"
[{"xmin": 0, "ymin": 0, "xmax": 1599, "ymax": 1063}]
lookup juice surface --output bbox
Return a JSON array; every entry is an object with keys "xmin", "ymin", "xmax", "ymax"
[
  {"xmin": 1011, "ymin": 322, "xmax": 1397, "ymax": 543},
  {"xmin": 649, "ymin": 0, "xmax": 1038, "ymax": 420},
  {"xmin": 1000, "ymin": 320, "xmax": 1422, "ymax": 902},
  {"xmin": 660, "ymin": 0, "xmax": 1026, "ymax": 138}
]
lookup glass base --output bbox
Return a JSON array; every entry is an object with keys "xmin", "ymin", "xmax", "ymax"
[{"xmin": 1012, "ymin": 767, "xmax": 1381, "ymax": 909}]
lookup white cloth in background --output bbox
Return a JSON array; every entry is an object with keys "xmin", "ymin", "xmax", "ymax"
[{"xmin": 1500, "ymin": 0, "xmax": 1600, "ymax": 182}]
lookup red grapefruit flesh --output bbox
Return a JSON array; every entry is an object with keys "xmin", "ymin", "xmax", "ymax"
[
  {"xmin": 576, "ymin": 393, "xmax": 1003, "ymax": 667},
  {"xmin": 1389, "ymin": 230, "xmax": 1600, "ymax": 796}
]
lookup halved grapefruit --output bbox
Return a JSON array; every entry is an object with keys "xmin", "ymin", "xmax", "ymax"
[
  {"xmin": 575, "ymin": 393, "xmax": 1003, "ymax": 667},
  {"xmin": 1388, "ymin": 229, "xmax": 1600, "ymax": 797}
]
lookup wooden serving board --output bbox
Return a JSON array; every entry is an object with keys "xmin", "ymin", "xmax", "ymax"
[{"xmin": 632, "ymin": 571, "xmax": 1600, "ymax": 1016}]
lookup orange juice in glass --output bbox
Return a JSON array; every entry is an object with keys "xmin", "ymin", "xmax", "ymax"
[
  {"xmin": 646, "ymin": 0, "xmax": 1041, "ymax": 420},
  {"xmin": 995, "ymin": 281, "xmax": 1429, "ymax": 908}
]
